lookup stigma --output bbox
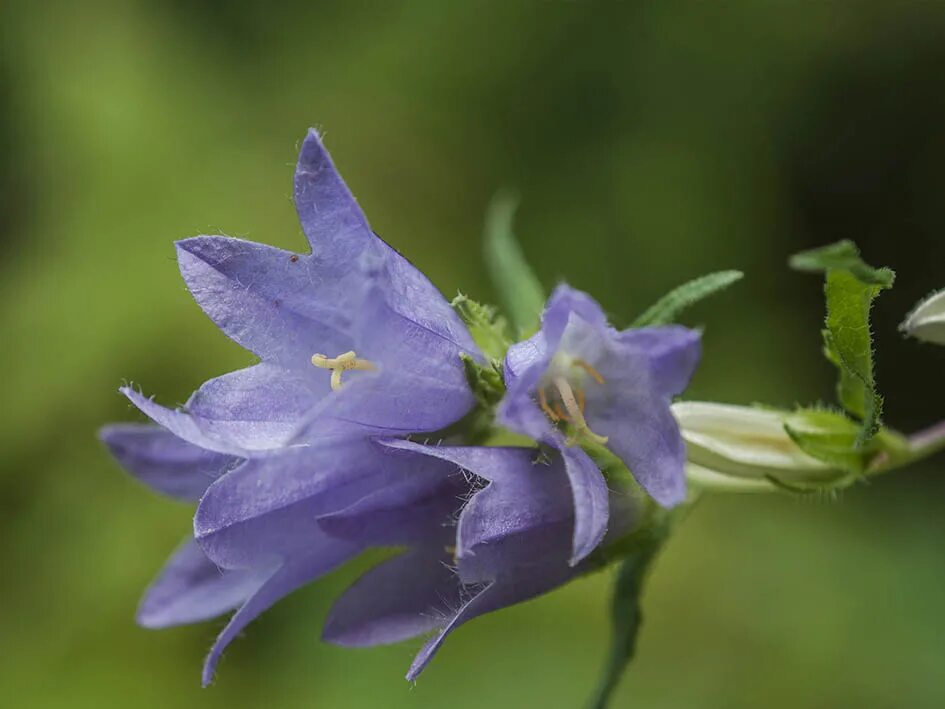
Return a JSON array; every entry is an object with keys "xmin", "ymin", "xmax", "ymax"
[
  {"xmin": 538, "ymin": 358, "xmax": 609, "ymax": 445},
  {"xmin": 311, "ymin": 350, "xmax": 377, "ymax": 390}
]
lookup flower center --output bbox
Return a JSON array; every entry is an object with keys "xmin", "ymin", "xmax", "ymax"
[
  {"xmin": 310, "ymin": 350, "xmax": 377, "ymax": 390},
  {"xmin": 537, "ymin": 359, "xmax": 609, "ymax": 445}
]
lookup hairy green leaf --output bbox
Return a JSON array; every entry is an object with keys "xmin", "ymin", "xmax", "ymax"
[
  {"xmin": 483, "ymin": 192, "xmax": 546, "ymax": 336},
  {"xmin": 790, "ymin": 241, "xmax": 894, "ymax": 447},
  {"xmin": 631, "ymin": 270, "xmax": 743, "ymax": 327}
]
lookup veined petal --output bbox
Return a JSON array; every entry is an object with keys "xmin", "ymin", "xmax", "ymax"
[
  {"xmin": 541, "ymin": 284, "xmax": 609, "ymax": 347},
  {"xmin": 406, "ymin": 561, "xmax": 575, "ymax": 681},
  {"xmin": 316, "ymin": 462, "xmax": 465, "ymax": 548},
  {"xmin": 379, "ymin": 441, "xmax": 599, "ymax": 566},
  {"xmin": 121, "ymin": 387, "xmax": 247, "ymax": 457},
  {"xmin": 294, "ymin": 128, "xmax": 374, "ymax": 259},
  {"xmin": 99, "ymin": 423, "xmax": 237, "ymax": 501},
  {"xmin": 618, "ymin": 326, "xmax": 702, "ymax": 398},
  {"xmin": 194, "ymin": 444, "xmax": 380, "ymax": 568},
  {"xmin": 558, "ymin": 446, "xmax": 610, "ymax": 564},
  {"xmin": 186, "ymin": 363, "xmax": 327, "ymax": 447},
  {"xmin": 673, "ymin": 401, "xmax": 833, "ymax": 480},
  {"xmin": 176, "ymin": 235, "xmax": 356, "ymax": 364},
  {"xmin": 137, "ymin": 539, "xmax": 269, "ymax": 629},
  {"xmin": 203, "ymin": 549, "xmax": 357, "ymax": 686},
  {"xmin": 322, "ymin": 547, "xmax": 457, "ymax": 648}
]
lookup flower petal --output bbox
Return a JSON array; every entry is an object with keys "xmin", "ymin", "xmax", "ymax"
[
  {"xmin": 121, "ymin": 387, "xmax": 247, "ymax": 456},
  {"xmin": 99, "ymin": 423, "xmax": 237, "ymax": 501},
  {"xmin": 322, "ymin": 547, "xmax": 457, "ymax": 648},
  {"xmin": 176, "ymin": 235, "xmax": 356, "ymax": 364},
  {"xmin": 589, "ymin": 386, "xmax": 687, "ymax": 506},
  {"xmin": 406, "ymin": 564, "xmax": 575, "ymax": 681},
  {"xmin": 541, "ymin": 284, "xmax": 609, "ymax": 347},
  {"xmin": 137, "ymin": 539, "xmax": 269, "ymax": 629},
  {"xmin": 557, "ymin": 445, "xmax": 611, "ymax": 564},
  {"xmin": 316, "ymin": 454, "xmax": 465, "ymax": 547},
  {"xmin": 194, "ymin": 444, "xmax": 378, "ymax": 568},
  {"xmin": 294, "ymin": 129, "xmax": 374, "ymax": 259},
  {"xmin": 619, "ymin": 326, "xmax": 702, "ymax": 398},
  {"xmin": 187, "ymin": 363, "xmax": 327, "ymax": 447},
  {"xmin": 379, "ymin": 440, "xmax": 601, "ymax": 566},
  {"xmin": 202, "ymin": 549, "xmax": 356, "ymax": 686}
]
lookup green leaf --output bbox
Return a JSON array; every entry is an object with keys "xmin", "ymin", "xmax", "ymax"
[
  {"xmin": 789, "ymin": 240, "xmax": 895, "ymax": 287},
  {"xmin": 789, "ymin": 241, "xmax": 894, "ymax": 447},
  {"xmin": 631, "ymin": 270, "xmax": 744, "ymax": 327},
  {"xmin": 451, "ymin": 293, "xmax": 512, "ymax": 362},
  {"xmin": 459, "ymin": 352, "xmax": 505, "ymax": 409},
  {"xmin": 901, "ymin": 287, "xmax": 945, "ymax": 346},
  {"xmin": 483, "ymin": 192, "xmax": 546, "ymax": 336},
  {"xmin": 589, "ymin": 529, "xmax": 665, "ymax": 709}
]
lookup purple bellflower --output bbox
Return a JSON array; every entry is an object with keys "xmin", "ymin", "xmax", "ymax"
[
  {"xmin": 101, "ymin": 129, "xmax": 490, "ymax": 683},
  {"xmin": 321, "ymin": 440, "xmax": 640, "ymax": 680},
  {"xmin": 101, "ymin": 427, "xmax": 473, "ymax": 685},
  {"xmin": 499, "ymin": 285, "xmax": 700, "ymax": 564},
  {"xmin": 121, "ymin": 129, "xmax": 480, "ymax": 457}
]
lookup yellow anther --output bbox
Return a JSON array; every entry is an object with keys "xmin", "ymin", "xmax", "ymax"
[
  {"xmin": 573, "ymin": 358, "xmax": 605, "ymax": 385},
  {"xmin": 552, "ymin": 376, "xmax": 609, "ymax": 446},
  {"xmin": 310, "ymin": 350, "xmax": 377, "ymax": 391}
]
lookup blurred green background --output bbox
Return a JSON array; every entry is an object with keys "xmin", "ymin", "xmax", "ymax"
[{"xmin": 2, "ymin": 1, "xmax": 945, "ymax": 707}]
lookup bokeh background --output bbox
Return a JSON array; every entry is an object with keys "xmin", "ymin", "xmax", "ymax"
[{"xmin": 2, "ymin": 1, "xmax": 945, "ymax": 707}]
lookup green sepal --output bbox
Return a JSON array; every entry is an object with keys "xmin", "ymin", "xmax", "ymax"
[
  {"xmin": 459, "ymin": 352, "xmax": 505, "ymax": 409},
  {"xmin": 482, "ymin": 192, "xmax": 546, "ymax": 337},
  {"xmin": 631, "ymin": 270, "xmax": 744, "ymax": 327},
  {"xmin": 789, "ymin": 240, "xmax": 895, "ymax": 447},
  {"xmin": 783, "ymin": 407, "xmax": 875, "ymax": 475},
  {"xmin": 451, "ymin": 293, "xmax": 512, "ymax": 362}
]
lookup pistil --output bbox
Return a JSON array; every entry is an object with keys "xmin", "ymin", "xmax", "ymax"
[{"xmin": 311, "ymin": 350, "xmax": 377, "ymax": 390}]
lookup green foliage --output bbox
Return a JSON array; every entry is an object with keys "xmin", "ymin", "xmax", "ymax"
[
  {"xmin": 483, "ymin": 192, "xmax": 547, "ymax": 337},
  {"xmin": 631, "ymin": 270, "xmax": 744, "ymax": 327},
  {"xmin": 589, "ymin": 525, "xmax": 667, "ymax": 709},
  {"xmin": 451, "ymin": 293, "xmax": 512, "ymax": 362},
  {"xmin": 790, "ymin": 241, "xmax": 895, "ymax": 447}
]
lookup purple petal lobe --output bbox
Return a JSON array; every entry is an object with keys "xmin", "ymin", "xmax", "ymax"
[
  {"xmin": 618, "ymin": 326, "xmax": 702, "ymax": 398},
  {"xmin": 176, "ymin": 235, "xmax": 357, "ymax": 364},
  {"xmin": 194, "ymin": 445, "xmax": 374, "ymax": 568},
  {"xmin": 323, "ymin": 548, "xmax": 457, "ymax": 647},
  {"xmin": 100, "ymin": 423, "xmax": 237, "ymax": 501},
  {"xmin": 187, "ymin": 363, "xmax": 326, "ymax": 448},
  {"xmin": 137, "ymin": 539, "xmax": 269, "ymax": 629},
  {"xmin": 294, "ymin": 129, "xmax": 373, "ymax": 259},
  {"xmin": 557, "ymin": 445, "xmax": 610, "ymax": 565},
  {"xmin": 121, "ymin": 387, "xmax": 246, "ymax": 456},
  {"xmin": 202, "ymin": 550, "xmax": 354, "ymax": 686}
]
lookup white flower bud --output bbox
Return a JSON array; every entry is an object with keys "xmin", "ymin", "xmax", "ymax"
[
  {"xmin": 672, "ymin": 402, "xmax": 837, "ymax": 486},
  {"xmin": 902, "ymin": 289, "xmax": 945, "ymax": 345}
]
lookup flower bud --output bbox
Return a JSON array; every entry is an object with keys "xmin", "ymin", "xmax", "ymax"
[
  {"xmin": 672, "ymin": 402, "xmax": 840, "ymax": 487},
  {"xmin": 901, "ymin": 289, "xmax": 945, "ymax": 345}
]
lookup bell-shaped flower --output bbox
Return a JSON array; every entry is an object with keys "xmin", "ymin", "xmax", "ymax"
[
  {"xmin": 321, "ymin": 440, "xmax": 641, "ymax": 680},
  {"xmin": 497, "ymin": 285, "xmax": 700, "ymax": 563},
  {"xmin": 120, "ymin": 129, "xmax": 480, "ymax": 457}
]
